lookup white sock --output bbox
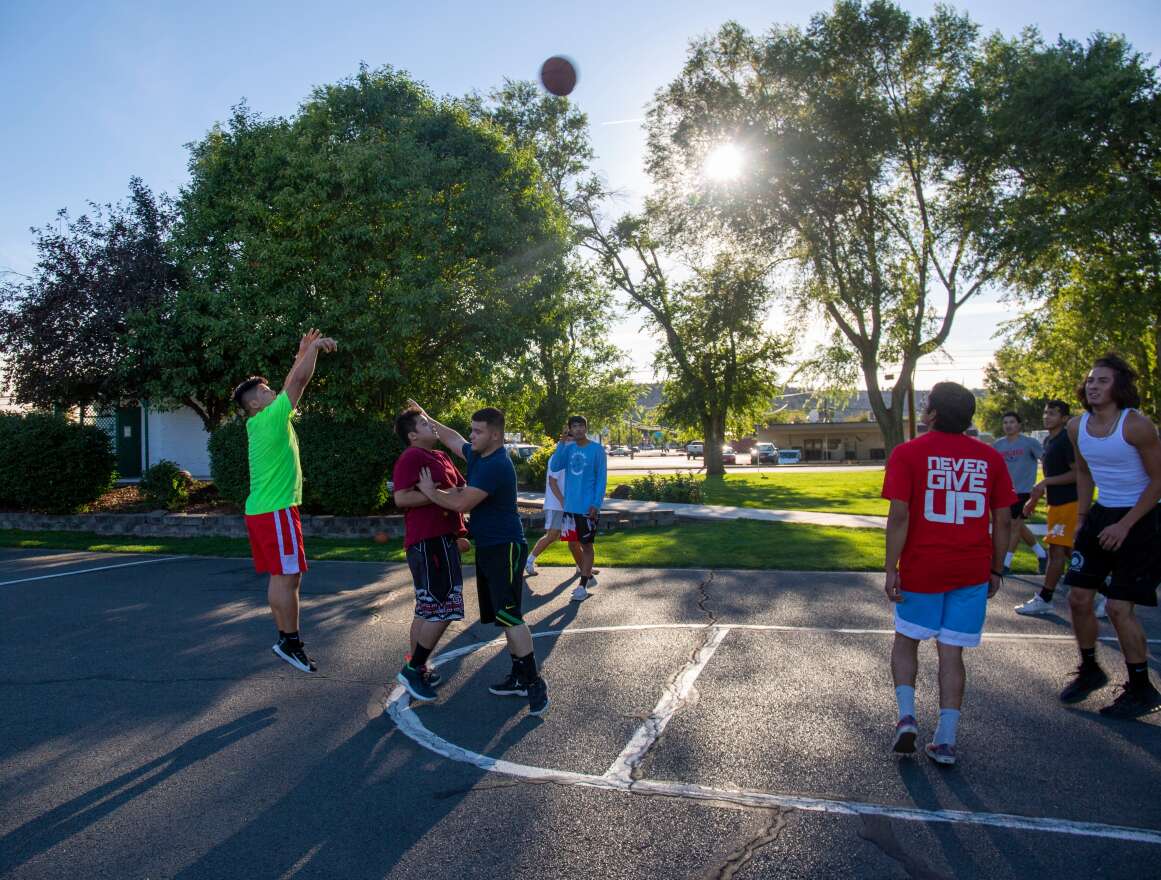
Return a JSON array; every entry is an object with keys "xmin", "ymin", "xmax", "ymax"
[
  {"xmin": 1003, "ymin": 552, "xmax": 1014, "ymax": 567},
  {"xmin": 895, "ymin": 684, "xmax": 915, "ymax": 720},
  {"xmin": 527, "ymin": 553, "xmax": 537, "ymax": 564},
  {"xmin": 934, "ymin": 708, "xmax": 961, "ymax": 746},
  {"xmin": 1032, "ymin": 542, "xmax": 1046, "ymax": 559}
]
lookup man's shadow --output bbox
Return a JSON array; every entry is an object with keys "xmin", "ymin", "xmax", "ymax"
[{"xmin": 0, "ymin": 708, "xmax": 277, "ymax": 871}]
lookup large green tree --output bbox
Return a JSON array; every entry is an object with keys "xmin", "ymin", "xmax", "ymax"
[
  {"xmin": 469, "ymin": 80, "xmax": 636, "ymax": 438},
  {"xmin": 0, "ymin": 179, "xmax": 179, "ymax": 410},
  {"xmin": 129, "ymin": 66, "xmax": 568, "ymax": 430},
  {"xmin": 642, "ymin": 1, "xmax": 1014, "ymax": 452},
  {"xmin": 980, "ymin": 33, "xmax": 1161, "ymax": 415},
  {"xmin": 579, "ymin": 202, "xmax": 789, "ymax": 475}
]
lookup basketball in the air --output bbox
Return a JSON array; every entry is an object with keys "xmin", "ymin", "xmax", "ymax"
[
  {"xmin": 540, "ymin": 56, "xmax": 578, "ymax": 96},
  {"xmin": 373, "ymin": 531, "xmax": 389, "ymax": 544}
]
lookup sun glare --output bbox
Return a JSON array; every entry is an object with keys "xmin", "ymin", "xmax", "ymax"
[{"xmin": 703, "ymin": 143, "xmax": 743, "ymax": 182}]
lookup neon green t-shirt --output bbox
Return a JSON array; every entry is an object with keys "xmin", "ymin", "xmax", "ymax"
[{"xmin": 244, "ymin": 391, "xmax": 302, "ymax": 515}]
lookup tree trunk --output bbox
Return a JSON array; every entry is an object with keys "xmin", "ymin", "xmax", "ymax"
[
  {"xmin": 703, "ymin": 411, "xmax": 726, "ymax": 477},
  {"xmin": 861, "ymin": 359, "xmax": 909, "ymax": 456}
]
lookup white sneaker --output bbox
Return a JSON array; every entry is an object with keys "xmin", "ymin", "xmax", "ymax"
[
  {"xmin": 584, "ymin": 576, "xmax": 598, "ymax": 590},
  {"xmin": 1094, "ymin": 595, "xmax": 1109, "ymax": 619},
  {"xmin": 1015, "ymin": 594, "xmax": 1053, "ymax": 616},
  {"xmin": 571, "ymin": 585, "xmax": 590, "ymax": 602},
  {"xmin": 525, "ymin": 558, "xmax": 538, "ymax": 576}
]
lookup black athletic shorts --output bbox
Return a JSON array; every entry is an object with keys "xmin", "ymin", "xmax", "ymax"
[
  {"xmin": 565, "ymin": 511, "xmax": 598, "ymax": 545},
  {"xmin": 1063, "ymin": 504, "xmax": 1161, "ymax": 606},
  {"xmin": 1009, "ymin": 493, "xmax": 1032, "ymax": 520},
  {"xmin": 475, "ymin": 541, "xmax": 528, "ymax": 627},
  {"xmin": 406, "ymin": 534, "xmax": 465, "ymax": 621}
]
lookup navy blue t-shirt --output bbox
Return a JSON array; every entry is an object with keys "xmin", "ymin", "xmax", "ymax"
[{"xmin": 462, "ymin": 442, "xmax": 525, "ymax": 547}]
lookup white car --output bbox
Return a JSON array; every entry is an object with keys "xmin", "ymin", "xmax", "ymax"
[{"xmin": 686, "ymin": 441, "xmax": 704, "ymax": 458}]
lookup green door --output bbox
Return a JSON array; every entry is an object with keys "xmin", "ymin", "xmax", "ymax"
[{"xmin": 115, "ymin": 406, "xmax": 143, "ymax": 478}]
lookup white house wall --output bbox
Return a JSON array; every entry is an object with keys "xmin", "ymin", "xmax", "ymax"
[{"xmin": 146, "ymin": 406, "xmax": 212, "ymax": 478}]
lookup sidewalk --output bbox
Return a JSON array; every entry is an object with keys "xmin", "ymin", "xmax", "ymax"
[{"xmin": 518, "ymin": 492, "xmax": 1048, "ymax": 535}]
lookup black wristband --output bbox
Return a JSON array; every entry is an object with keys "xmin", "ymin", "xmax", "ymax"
[{"xmin": 990, "ymin": 569, "xmax": 1004, "ymax": 578}]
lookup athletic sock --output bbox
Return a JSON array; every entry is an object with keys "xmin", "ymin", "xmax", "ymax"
[
  {"xmin": 409, "ymin": 643, "xmax": 433, "ymax": 669},
  {"xmin": 1127, "ymin": 661, "xmax": 1151, "ymax": 690},
  {"xmin": 1003, "ymin": 552, "xmax": 1014, "ymax": 568},
  {"xmin": 1032, "ymin": 542, "xmax": 1047, "ymax": 560},
  {"xmin": 513, "ymin": 652, "xmax": 538, "ymax": 682},
  {"xmin": 1038, "ymin": 588, "xmax": 1055, "ymax": 602},
  {"xmin": 528, "ymin": 553, "xmax": 537, "ymax": 564},
  {"xmin": 895, "ymin": 685, "xmax": 916, "ymax": 721},
  {"xmin": 1080, "ymin": 647, "xmax": 1098, "ymax": 669},
  {"xmin": 933, "ymin": 708, "xmax": 961, "ymax": 746},
  {"xmin": 284, "ymin": 630, "xmax": 300, "ymax": 644}
]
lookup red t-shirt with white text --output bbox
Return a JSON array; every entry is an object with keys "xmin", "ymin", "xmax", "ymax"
[
  {"xmin": 881, "ymin": 431, "xmax": 1016, "ymax": 593},
  {"xmin": 392, "ymin": 447, "xmax": 467, "ymax": 548}
]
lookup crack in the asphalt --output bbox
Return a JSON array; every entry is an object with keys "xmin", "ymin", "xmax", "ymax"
[
  {"xmin": 858, "ymin": 814, "xmax": 953, "ymax": 880},
  {"xmin": 621, "ymin": 571, "xmax": 719, "ymax": 783},
  {"xmin": 706, "ymin": 808, "xmax": 789, "ymax": 879}
]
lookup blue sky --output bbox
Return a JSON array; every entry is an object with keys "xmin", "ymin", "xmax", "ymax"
[{"xmin": 3, "ymin": 1, "xmax": 1159, "ymax": 387}]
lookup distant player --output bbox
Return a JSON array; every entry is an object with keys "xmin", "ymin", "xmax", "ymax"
[
  {"xmin": 883, "ymin": 382, "xmax": 1015, "ymax": 766},
  {"xmin": 1057, "ymin": 355, "xmax": 1161, "ymax": 718},
  {"xmin": 525, "ymin": 437, "xmax": 585, "ymax": 577},
  {"xmin": 993, "ymin": 412, "xmax": 1048, "ymax": 574},
  {"xmin": 1015, "ymin": 400, "xmax": 1082, "ymax": 615},
  {"xmin": 232, "ymin": 329, "xmax": 336, "ymax": 673},
  {"xmin": 409, "ymin": 400, "xmax": 549, "ymax": 716},
  {"xmin": 549, "ymin": 415, "xmax": 608, "ymax": 602},
  {"xmin": 391, "ymin": 404, "xmax": 470, "ymax": 702}
]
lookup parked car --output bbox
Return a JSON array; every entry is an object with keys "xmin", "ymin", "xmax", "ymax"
[
  {"xmin": 609, "ymin": 445, "xmax": 632, "ymax": 456},
  {"xmin": 506, "ymin": 443, "xmax": 538, "ymax": 461},
  {"xmin": 777, "ymin": 448, "xmax": 802, "ymax": 465},
  {"xmin": 686, "ymin": 441, "xmax": 704, "ymax": 459},
  {"xmin": 721, "ymin": 445, "xmax": 737, "ymax": 465},
  {"xmin": 750, "ymin": 442, "xmax": 777, "ymax": 464}
]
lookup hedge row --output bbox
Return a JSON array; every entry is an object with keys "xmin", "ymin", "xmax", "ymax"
[
  {"xmin": 0, "ymin": 413, "xmax": 117, "ymax": 513},
  {"xmin": 210, "ymin": 413, "xmax": 402, "ymax": 516}
]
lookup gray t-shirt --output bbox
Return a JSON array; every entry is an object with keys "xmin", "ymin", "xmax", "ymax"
[{"xmin": 992, "ymin": 435, "xmax": 1043, "ymax": 493}]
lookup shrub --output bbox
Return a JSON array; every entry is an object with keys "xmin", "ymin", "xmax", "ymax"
[
  {"xmin": 208, "ymin": 418, "xmax": 250, "ymax": 507},
  {"xmin": 0, "ymin": 412, "xmax": 117, "ymax": 513},
  {"xmin": 516, "ymin": 442, "xmax": 555, "ymax": 489},
  {"xmin": 624, "ymin": 472, "xmax": 703, "ymax": 504},
  {"xmin": 297, "ymin": 413, "xmax": 399, "ymax": 516},
  {"xmin": 139, "ymin": 459, "xmax": 193, "ymax": 510}
]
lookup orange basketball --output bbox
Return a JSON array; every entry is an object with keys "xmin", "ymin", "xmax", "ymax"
[
  {"xmin": 373, "ymin": 531, "xmax": 389, "ymax": 544},
  {"xmin": 540, "ymin": 55, "xmax": 578, "ymax": 97}
]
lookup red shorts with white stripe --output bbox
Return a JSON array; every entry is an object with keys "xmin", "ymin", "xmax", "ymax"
[{"xmin": 245, "ymin": 507, "xmax": 308, "ymax": 576}]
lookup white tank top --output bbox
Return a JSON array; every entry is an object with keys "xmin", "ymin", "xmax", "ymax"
[{"xmin": 1078, "ymin": 409, "xmax": 1151, "ymax": 507}]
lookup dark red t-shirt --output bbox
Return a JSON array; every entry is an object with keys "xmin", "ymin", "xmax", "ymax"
[
  {"xmin": 392, "ymin": 446, "xmax": 467, "ymax": 548},
  {"xmin": 881, "ymin": 431, "xmax": 1016, "ymax": 593}
]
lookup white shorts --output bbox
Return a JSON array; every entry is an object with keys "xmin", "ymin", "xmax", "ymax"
[{"xmin": 544, "ymin": 508, "xmax": 566, "ymax": 530}]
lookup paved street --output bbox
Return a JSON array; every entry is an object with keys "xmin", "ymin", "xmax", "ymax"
[{"xmin": 2, "ymin": 548, "xmax": 1158, "ymax": 879}]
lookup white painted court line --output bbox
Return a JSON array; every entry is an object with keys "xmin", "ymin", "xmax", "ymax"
[
  {"xmin": 0, "ymin": 555, "xmax": 184, "ymax": 586},
  {"xmin": 386, "ymin": 623, "xmax": 1161, "ymax": 844},
  {"xmin": 605, "ymin": 625, "xmax": 731, "ymax": 784}
]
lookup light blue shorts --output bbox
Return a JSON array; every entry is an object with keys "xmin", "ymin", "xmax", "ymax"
[{"xmin": 894, "ymin": 583, "xmax": 988, "ymax": 648}]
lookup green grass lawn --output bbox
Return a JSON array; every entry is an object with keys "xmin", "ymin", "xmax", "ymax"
[
  {"xmin": 606, "ymin": 469, "xmax": 1049, "ymax": 523},
  {"xmin": 0, "ymin": 522, "xmax": 1045, "ymax": 574}
]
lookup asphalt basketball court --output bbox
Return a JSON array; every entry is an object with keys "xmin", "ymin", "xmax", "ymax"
[{"xmin": 2, "ymin": 546, "xmax": 1159, "ymax": 879}]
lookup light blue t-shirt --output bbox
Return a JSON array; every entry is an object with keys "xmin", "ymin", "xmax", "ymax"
[{"xmin": 548, "ymin": 440, "xmax": 608, "ymax": 514}]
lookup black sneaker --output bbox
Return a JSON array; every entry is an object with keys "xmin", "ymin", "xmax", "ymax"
[
  {"xmin": 527, "ymin": 677, "xmax": 549, "ymax": 716},
  {"xmin": 1060, "ymin": 663, "xmax": 1109, "ymax": 703},
  {"xmin": 488, "ymin": 672, "xmax": 528, "ymax": 697},
  {"xmin": 273, "ymin": 638, "xmax": 317, "ymax": 673},
  {"xmin": 396, "ymin": 664, "xmax": 437, "ymax": 702},
  {"xmin": 1098, "ymin": 683, "xmax": 1161, "ymax": 719},
  {"xmin": 404, "ymin": 654, "xmax": 442, "ymax": 688}
]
